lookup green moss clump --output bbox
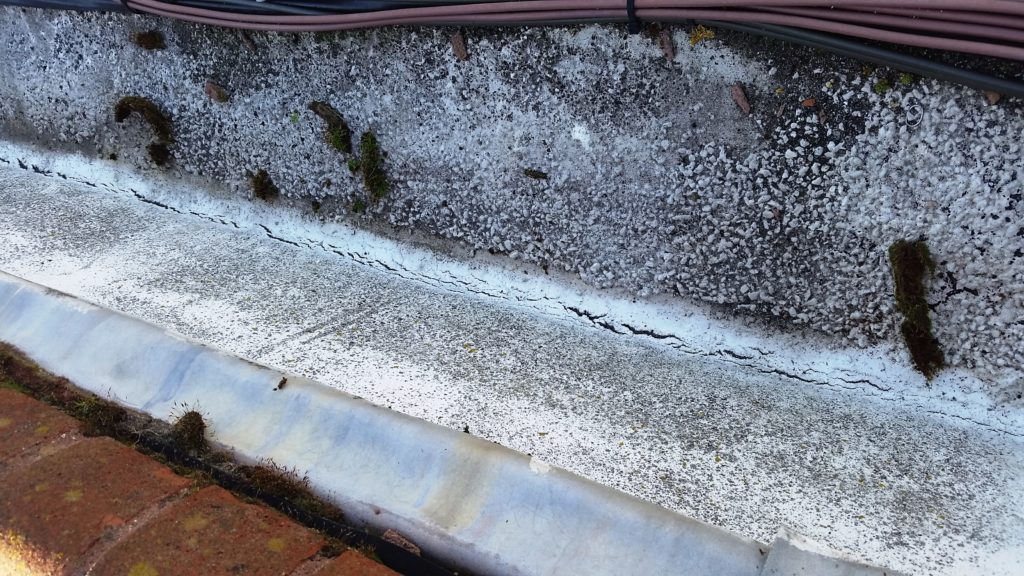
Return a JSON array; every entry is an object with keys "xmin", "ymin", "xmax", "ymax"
[
  {"xmin": 71, "ymin": 395, "xmax": 128, "ymax": 437},
  {"xmin": 358, "ymin": 131, "xmax": 388, "ymax": 203},
  {"xmin": 347, "ymin": 158, "xmax": 361, "ymax": 173},
  {"xmin": 250, "ymin": 169, "xmax": 280, "ymax": 202},
  {"xmin": 114, "ymin": 96, "xmax": 173, "ymax": 143},
  {"xmin": 524, "ymin": 168, "xmax": 548, "ymax": 180},
  {"xmin": 133, "ymin": 30, "xmax": 166, "ymax": 50},
  {"xmin": 326, "ymin": 129, "xmax": 346, "ymax": 152},
  {"xmin": 0, "ymin": 378, "xmax": 29, "ymax": 393},
  {"xmin": 172, "ymin": 410, "xmax": 208, "ymax": 454},
  {"xmin": 889, "ymin": 239, "xmax": 944, "ymax": 379},
  {"xmin": 351, "ymin": 198, "xmax": 367, "ymax": 214},
  {"xmin": 308, "ymin": 101, "xmax": 352, "ymax": 154},
  {"xmin": 899, "ymin": 72, "xmax": 914, "ymax": 86},
  {"xmin": 873, "ymin": 79, "xmax": 892, "ymax": 95}
]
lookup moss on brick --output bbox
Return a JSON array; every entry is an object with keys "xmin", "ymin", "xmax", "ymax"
[
  {"xmin": 889, "ymin": 239, "xmax": 944, "ymax": 379},
  {"xmin": 70, "ymin": 395, "xmax": 129, "ymax": 437},
  {"xmin": 235, "ymin": 459, "xmax": 344, "ymax": 523}
]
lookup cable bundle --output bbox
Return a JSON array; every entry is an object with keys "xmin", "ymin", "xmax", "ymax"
[
  {"xmin": 115, "ymin": 0, "xmax": 1024, "ymax": 95},
  {"xmin": 121, "ymin": 0, "xmax": 1024, "ymax": 59}
]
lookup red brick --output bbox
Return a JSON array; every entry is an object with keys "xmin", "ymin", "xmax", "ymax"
[
  {"xmin": 94, "ymin": 486, "xmax": 323, "ymax": 575},
  {"xmin": 317, "ymin": 550, "xmax": 400, "ymax": 576},
  {"xmin": 0, "ymin": 436, "xmax": 190, "ymax": 571},
  {"xmin": 0, "ymin": 388, "xmax": 79, "ymax": 462}
]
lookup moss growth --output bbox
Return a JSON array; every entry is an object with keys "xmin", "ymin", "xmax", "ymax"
[
  {"xmin": 308, "ymin": 102, "xmax": 352, "ymax": 154},
  {"xmin": 147, "ymin": 143, "xmax": 171, "ymax": 166},
  {"xmin": 357, "ymin": 543, "xmax": 383, "ymax": 564},
  {"xmin": 0, "ymin": 346, "xmax": 122, "ymax": 436},
  {"xmin": 114, "ymin": 96, "xmax": 173, "ymax": 143},
  {"xmin": 358, "ymin": 131, "xmax": 388, "ymax": 203},
  {"xmin": 325, "ymin": 129, "xmax": 346, "ymax": 152},
  {"xmin": 133, "ymin": 30, "xmax": 166, "ymax": 50},
  {"xmin": 250, "ymin": 169, "xmax": 279, "ymax": 202},
  {"xmin": 0, "ymin": 378, "xmax": 29, "ymax": 393},
  {"xmin": 889, "ymin": 239, "xmax": 944, "ymax": 379},
  {"xmin": 236, "ymin": 459, "xmax": 344, "ymax": 523},
  {"xmin": 69, "ymin": 395, "xmax": 128, "ymax": 437},
  {"xmin": 172, "ymin": 410, "xmax": 208, "ymax": 454},
  {"xmin": 347, "ymin": 158, "xmax": 361, "ymax": 173},
  {"xmin": 899, "ymin": 72, "xmax": 915, "ymax": 86},
  {"xmin": 873, "ymin": 79, "xmax": 892, "ymax": 95},
  {"xmin": 318, "ymin": 539, "xmax": 347, "ymax": 559},
  {"xmin": 351, "ymin": 198, "xmax": 367, "ymax": 214},
  {"xmin": 523, "ymin": 168, "xmax": 548, "ymax": 180}
]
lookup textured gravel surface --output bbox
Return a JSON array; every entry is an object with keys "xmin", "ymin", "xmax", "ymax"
[
  {"xmin": 1, "ymin": 166, "xmax": 1023, "ymax": 576},
  {"xmin": 0, "ymin": 8, "xmax": 1022, "ymax": 399}
]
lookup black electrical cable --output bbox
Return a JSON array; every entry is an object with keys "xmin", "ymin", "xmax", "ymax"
[{"xmin": 697, "ymin": 19, "xmax": 1024, "ymax": 97}]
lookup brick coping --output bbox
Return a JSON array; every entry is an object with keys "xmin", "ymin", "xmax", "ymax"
[{"xmin": 0, "ymin": 385, "xmax": 402, "ymax": 576}]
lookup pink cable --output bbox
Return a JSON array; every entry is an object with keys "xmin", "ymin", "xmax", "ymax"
[
  {"xmin": 760, "ymin": 6, "xmax": 1024, "ymax": 43},
  {"xmin": 124, "ymin": 0, "xmax": 1024, "ymax": 60},
  {"xmin": 127, "ymin": 0, "xmax": 617, "ymax": 23},
  {"xmin": 841, "ymin": 6, "xmax": 1024, "ymax": 31},
  {"xmin": 125, "ymin": 0, "xmax": 1024, "ymax": 22},
  {"xmin": 126, "ymin": 3, "xmax": 623, "ymax": 29}
]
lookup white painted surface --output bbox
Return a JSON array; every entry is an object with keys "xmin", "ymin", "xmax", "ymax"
[
  {"xmin": 0, "ymin": 9, "xmax": 1021, "ymax": 394},
  {"xmin": 0, "ymin": 160, "xmax": 1022, "ymax": 575}
]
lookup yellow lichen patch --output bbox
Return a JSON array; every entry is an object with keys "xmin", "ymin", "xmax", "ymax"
[
  {"xmin": 689, "ymin": 25, "xmax": 715, "ymax": 47},
  {"xmin": 266, "ymin": 537, "xmax": 286, "ymax": 552},
  {"xmin": 128, "ymin": 561, "xmax": 159, "ymax": 576},
  {"xmin": 0, "ymin": 417, "xmax": 11, "ymax": 428},
  {"xmin": 182, "ymin": 512, "xmax": 209, "ymax": 531},
  {"xmin": 63, "ymin": 489, "xmax": 83, "ymax": 502},
  {"xmin": 33, "ymin": 425, "xmax": 50, "ymax": 436}
]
